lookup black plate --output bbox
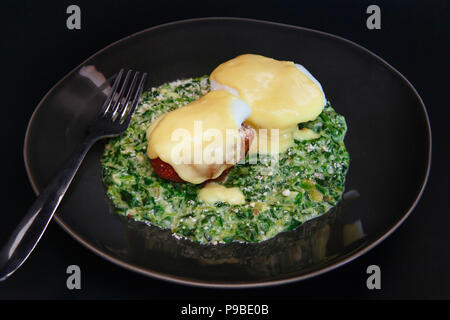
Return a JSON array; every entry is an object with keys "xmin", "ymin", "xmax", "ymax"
[{"xmin": 24, "ymin": 18, "xmax": 431, "ymax": 287}]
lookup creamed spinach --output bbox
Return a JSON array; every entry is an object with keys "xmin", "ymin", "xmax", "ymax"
[{"xmin": 101, "ymin": 76, "xmax": 349, "ymax": 244}]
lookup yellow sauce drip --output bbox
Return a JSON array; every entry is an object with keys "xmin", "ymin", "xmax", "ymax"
[
  {"xmin": 198, "ymin": 183, "xmax": 245, "ymax": 205},
  {"xmin": 249, "ymin": 127, "xmax": 320, "ymax": 154},
  {"xmin": 147, "ymin": 90, "xmax": 242, "ymax": 184},
  {"xmin": 304, "ymin": 180, "xmax": 323, "ymax": 202},
  {"xmin": 293, "ymin": 128, "xmax": 321, "ymax": 141}
]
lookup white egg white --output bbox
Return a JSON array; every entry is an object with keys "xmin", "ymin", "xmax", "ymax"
[{"xmin": 229, "ymin": 98, "xmax": 251, "ymax": 128}]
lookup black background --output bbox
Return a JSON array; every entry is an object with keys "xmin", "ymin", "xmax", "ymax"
[{"xmin": 0, "ymin": 0, "xmax": 449, "ymax": 299}]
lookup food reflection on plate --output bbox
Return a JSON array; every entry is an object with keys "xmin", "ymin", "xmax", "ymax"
[{"xmin": 117, "ymin": 197, "xmax": 365, "ymax": 278}]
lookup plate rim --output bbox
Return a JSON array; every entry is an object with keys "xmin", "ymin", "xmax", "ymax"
[{"xmin": 23, "ymin": 17, "xmax": 432, "ymax": 288}]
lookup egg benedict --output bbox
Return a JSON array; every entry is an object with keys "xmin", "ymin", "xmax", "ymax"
[
  {"xmin": 210, "ymin": 54, "xmax": 326, "ymax": 152},
  {"xmin": 147, "ymin": 90, "xmax": 255, "ymax": 184}
]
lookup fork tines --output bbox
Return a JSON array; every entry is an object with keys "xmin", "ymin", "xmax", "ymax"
[{"xmin": 101, "ymin": 68, "xmax": 147, "ymax": 124}]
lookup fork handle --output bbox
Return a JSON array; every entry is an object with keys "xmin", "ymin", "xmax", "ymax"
[{"xmin": 0, "ymin": 136, "xmax": 97, "ymax": 281}]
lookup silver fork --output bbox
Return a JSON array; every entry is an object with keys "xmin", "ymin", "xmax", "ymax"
[{"xmin": 0, "ymin": 68, "xmax": 147, "ymax": 281}]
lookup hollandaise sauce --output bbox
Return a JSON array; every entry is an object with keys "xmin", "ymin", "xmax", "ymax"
[
  {"xmin": 147, "ymin": 90, "xmax": 245, "ymax": 184},
  {"xmin": 210, "ymin": 54, "xmax": 326, "ymax": 154},
  {"xmin": 101, "ymin": 76, "xmax": 349, "ymax": 244}
]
